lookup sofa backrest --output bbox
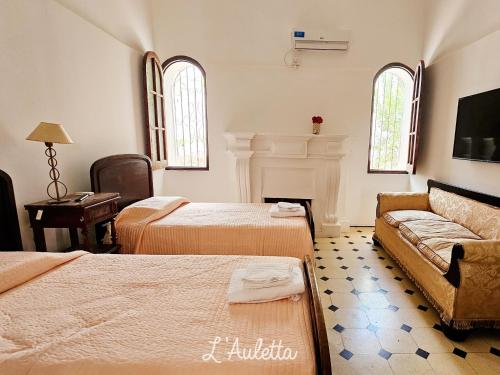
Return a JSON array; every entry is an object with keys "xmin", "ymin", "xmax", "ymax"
[{"xmin": 429, "ymin": 187, "xmax": 500, "ymax": 240}]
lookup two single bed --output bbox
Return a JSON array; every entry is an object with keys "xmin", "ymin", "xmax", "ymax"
[
  {"xmin": 91, "ymin": 154, "xmax": 314, "ymax": 258},
  {"xmin": 0, "ymin": 251, "xmax": 330, "ymax": 374}
]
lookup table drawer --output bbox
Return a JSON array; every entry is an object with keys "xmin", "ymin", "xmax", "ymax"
[{"xmin": 84, "ymin": 201, "xmax": 118, "ymax": 222}]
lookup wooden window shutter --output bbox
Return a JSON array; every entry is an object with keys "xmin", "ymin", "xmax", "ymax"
[
  {"xmin": 143, "ymin": 51, "xmax": 167, "ymax": 167},
  {"xmin": 407, "ymin": 60, "xmax": 425, "ymax": 174}
]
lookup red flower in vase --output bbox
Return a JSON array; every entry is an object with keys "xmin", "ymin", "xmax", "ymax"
[{"xmin": 312, "ymin": 116, "xmax": 323, "ymax": 124}]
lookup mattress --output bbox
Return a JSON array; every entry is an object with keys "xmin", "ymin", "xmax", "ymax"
[
  {"xmin": 0, "ymin": 251, "xmax": 315, "ymax": 374},
  {"xmin": 116, "ymin": 199, "xmax": 313, "ymax": 259}
]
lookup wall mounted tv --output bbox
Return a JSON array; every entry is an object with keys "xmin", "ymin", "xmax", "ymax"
[{"xmin": 452, "ymin": 87, "xmax": 500, "ymax": 163}]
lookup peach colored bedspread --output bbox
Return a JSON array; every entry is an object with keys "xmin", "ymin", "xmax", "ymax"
[
  {"xmin": 0, "ymin": 252, "xmax": 315, "ymax": 375},
  {"xmin": 116, "ymin": 201, "xmax": 313, "ymax": 259}
]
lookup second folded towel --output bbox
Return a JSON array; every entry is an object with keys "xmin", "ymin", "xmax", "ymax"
[
  {"xmin": 277, "ymin": 201, "xmax": 302, "ymax": 211},
  {"xmin": 270, "ymin": 204, "xmax": 305, "ymax": 218}
]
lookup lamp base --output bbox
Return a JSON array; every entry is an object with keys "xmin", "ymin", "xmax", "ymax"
[{"xmin": 47, "ymin": 198, "xmax": 71, "ymax": 204}]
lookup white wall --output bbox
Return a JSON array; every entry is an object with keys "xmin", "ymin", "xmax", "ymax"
[
  {"xmin": 412, "ymin": 0, "xmax": 500, "ymax": 195},
  {"xmin": 422, "ymin": 0, "xmax": 500, "ymax": 64},
  {"xmin": 55, "ymin": 0, "xmax": 154, "ymax": 51},
  {"xmin": 0, "ymin": 0, "xmax": 153, "ymax": 250},
  {"xmin": 152, "ymin": 0, "xmax": 424, "ymax": 225}
]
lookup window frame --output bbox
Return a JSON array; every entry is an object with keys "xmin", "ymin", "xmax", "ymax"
[
  {"xmin": 407, "ymin": 60, "xmax": 425, "ymax": 174},
  {"xmin": 143, "ymin": 51, "xmax": 168, "ymax": 168},
  {"xmin": 367, "ymin": 62, "xmax": 414, "ymax": 175},
  {"xmin": 161, "ymin": 55, "xmax": 209, "ymax": 171}
]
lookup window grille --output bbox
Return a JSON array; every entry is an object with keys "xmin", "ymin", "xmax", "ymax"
[
  {"xmin": 368, "ymin": 64, "xmax": 414, "ymax": 173},
  {"xmin": 163, "ymin": 57, "xmax": 208, "ymax": 169}
]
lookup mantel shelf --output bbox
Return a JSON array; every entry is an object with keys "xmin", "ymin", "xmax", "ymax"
[
  {"xmin": 255, "ymin": 132, "xmax": 348, "ymax": 140},
  {"xmin": 224, "ymin": 131, "xmax": 348, "ymax": 160}
]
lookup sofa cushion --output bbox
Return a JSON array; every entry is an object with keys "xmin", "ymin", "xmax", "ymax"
[
  {"xmin": 383, "ymin": 210, "xmax": 449, "ymax": 228},
  {"xmin": 416, "ymin": 238, "xmax": 465, "ymax": 272},
  {"xmin": 429, "ymin": 187, "xmax": 500, "ymax": 240},
  {"xmin": 399, "ymin": 220, "xmax": 481, "ymax": 246}
]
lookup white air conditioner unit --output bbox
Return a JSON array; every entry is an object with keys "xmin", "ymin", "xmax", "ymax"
[{"xmin": 292, "ymin": 29, "xmax": 351, "ymax": 51}]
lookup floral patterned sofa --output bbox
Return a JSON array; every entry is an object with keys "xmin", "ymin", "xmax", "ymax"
[{"xmin": 373, "ymin": 180, "xmax": 499, "ymax": 340}]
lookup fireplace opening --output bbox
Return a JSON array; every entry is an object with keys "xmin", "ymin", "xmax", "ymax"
[{"xmin": 263, "ymin": 197, "xmax": 315, "ymax": 241}]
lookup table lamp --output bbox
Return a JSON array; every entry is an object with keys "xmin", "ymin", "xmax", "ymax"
[{"xmin": 26, "ymin": 122, "xmax": 74, "ymax": 204}]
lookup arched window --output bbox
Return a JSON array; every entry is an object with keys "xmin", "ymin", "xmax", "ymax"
[
  {"xmin": 162, "ymin": 56, "xmax": 208, "ymax": 169},
  {"xmin": 368, "ymin": 63, "xmax": 414, "ymax": 173}
]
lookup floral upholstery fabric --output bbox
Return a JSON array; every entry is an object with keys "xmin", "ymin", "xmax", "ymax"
[
  {"xmin": 376, "ymin": 192, "xmax": 429, "ymax": 218},
  {"xmin": 455, "ymin": 240, "xmax": 500, "ymax": 324},
  {"xmin": 375, "ymin": 192, "xmax": 500, "ymax": 329},
  {"xmin": 461, "ymin": 239, "xmax": 500, "ymax": 263},
  {"xmin": 429, "ymin": 187, "xmax": 500, "ymax": 240},
  {"xmin": 416, "ymin": 238, "xmax": 470, "ymax": 272},
  {"xmin": 399, "ymin": 220, "xmax": 481, "ymax": 246},
  {"xmin": 375, "ymin": 219, "xmax": 456, "ymax": 323},
  {"xmin": 383, "ymin": 210, "xmax": 448, "ymax": 228}
]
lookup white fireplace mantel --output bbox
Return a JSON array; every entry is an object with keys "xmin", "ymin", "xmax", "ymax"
[{"xmin": 224, "ymin": 132, "xmax": 349, "ymax": 237}]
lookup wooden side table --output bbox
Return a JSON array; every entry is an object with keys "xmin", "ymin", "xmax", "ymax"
[{"xmin": 25, "ymin": 193, "xmax": 120, "ymax": 253}]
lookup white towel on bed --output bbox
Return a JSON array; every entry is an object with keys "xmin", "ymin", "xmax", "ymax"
[
  {"xmin": 242, "ymin": 262, "xmax": 293, "ymax": 289},
  {"xmin": 277, "ymin": 202, "xmax": 302, "ymax": 211},
  {"xmin": 270, "ymin": 204, "xmax": 306, "ymax": 218},
  {"xmin": 228, "ymin": 266, "xmax": 305, "ymax": 304}
]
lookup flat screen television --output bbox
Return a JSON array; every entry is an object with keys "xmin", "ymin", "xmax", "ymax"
[{"xmin": 452, "ymin": 87, "xmax": 500, "ymax": 163}]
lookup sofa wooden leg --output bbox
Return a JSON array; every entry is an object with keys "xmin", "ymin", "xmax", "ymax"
[
  {"xmin": 372, "ymin": 235, "xmax": 381, "ymax": 247},
  {"xmin": 440, "ymin": 321, "xmax": 470, "ymax": 342}
]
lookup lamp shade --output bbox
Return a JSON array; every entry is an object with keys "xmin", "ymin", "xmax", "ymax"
[{"xmin": 26, "ymin": 122, "xmax": 74, "ymax": 144}]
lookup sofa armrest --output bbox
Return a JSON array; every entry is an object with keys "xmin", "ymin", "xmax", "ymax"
[
  {"xmin": 445, "ymin": 240, "xmax": 500, "ymax": 288},
  {"xmin": 446, "ymin": 240, "xmax": 500, "ymax": 324},
  {"xmin": 376, "ymin": 192, "xmax": 430, "ymax": 218},
  {"xmin": 460, "ymin": 240, "xmax": 500, "ymax": 263}
]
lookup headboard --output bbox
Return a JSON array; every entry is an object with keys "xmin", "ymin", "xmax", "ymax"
[
  {"xmin": 90, "ymin": 154, "xmax": 154, "ymax": 211},
  {"xmin": 0, "ymin": 170, "xmax": 23, "ymax": 251}
]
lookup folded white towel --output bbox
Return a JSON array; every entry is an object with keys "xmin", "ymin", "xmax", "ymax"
[
  {"xmin": 270, "ymin": 204, "xmax": 305, "ymax": 218},
  {"xmin": 277, "ymin": 202, "xmax": 302, "ymax": 211},
  {"xmin": 243, "ymin": 262, "xmax": 292, "ymax": 282},
  {"xmin": 242, "ymin": 262, "xmax": 292, "ymax": 289},
  {"xmin": 228, "ymin": 266, "xmax": 305, "ymax": 304},
  {"xmin": 243, "ymin": 278, "xmax": 291, "ymax": 289}
]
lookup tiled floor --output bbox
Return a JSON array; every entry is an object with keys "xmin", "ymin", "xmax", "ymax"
[{"xmin": 315, "ymin": 227, "xmax": 500, "ymax": 375}]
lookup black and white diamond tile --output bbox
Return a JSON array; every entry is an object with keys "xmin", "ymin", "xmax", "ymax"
[
  {"xmin": 316, "ymin": 227, "xmax": 498, "ymax": 374},
  {"xmin": 339, "ymin": 349, "xmax": 353, "ymax": 360},
  {"xmin": 400, "ymin": 323, "xmax": 412, "ymax": 333},
  {"xmin": 333, "ymin": 324, "xmax": 345, "ymax": 333},
  {"xmin": 378, "ymin": 348, "xmax": 392, "ymax": 360},
  {"xmin": 415, "ymin": 348, "xmax": 429, "ymax": 359},
  {"xmin": 453, "ymin": 347, "xmax": 467, "ymax": 359}
]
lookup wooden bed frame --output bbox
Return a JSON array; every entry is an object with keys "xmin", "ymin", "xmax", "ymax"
[
  {"xmin": 90, "ymin": 154, "xmax": 154, "ymax": 211},
  {"xmin": 0, "ymin": 170, "xmax": 22, "ymax": 251},
  {"xmin": 304, "ymin": 255, "xmax": 331, "ymax": 375}
]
